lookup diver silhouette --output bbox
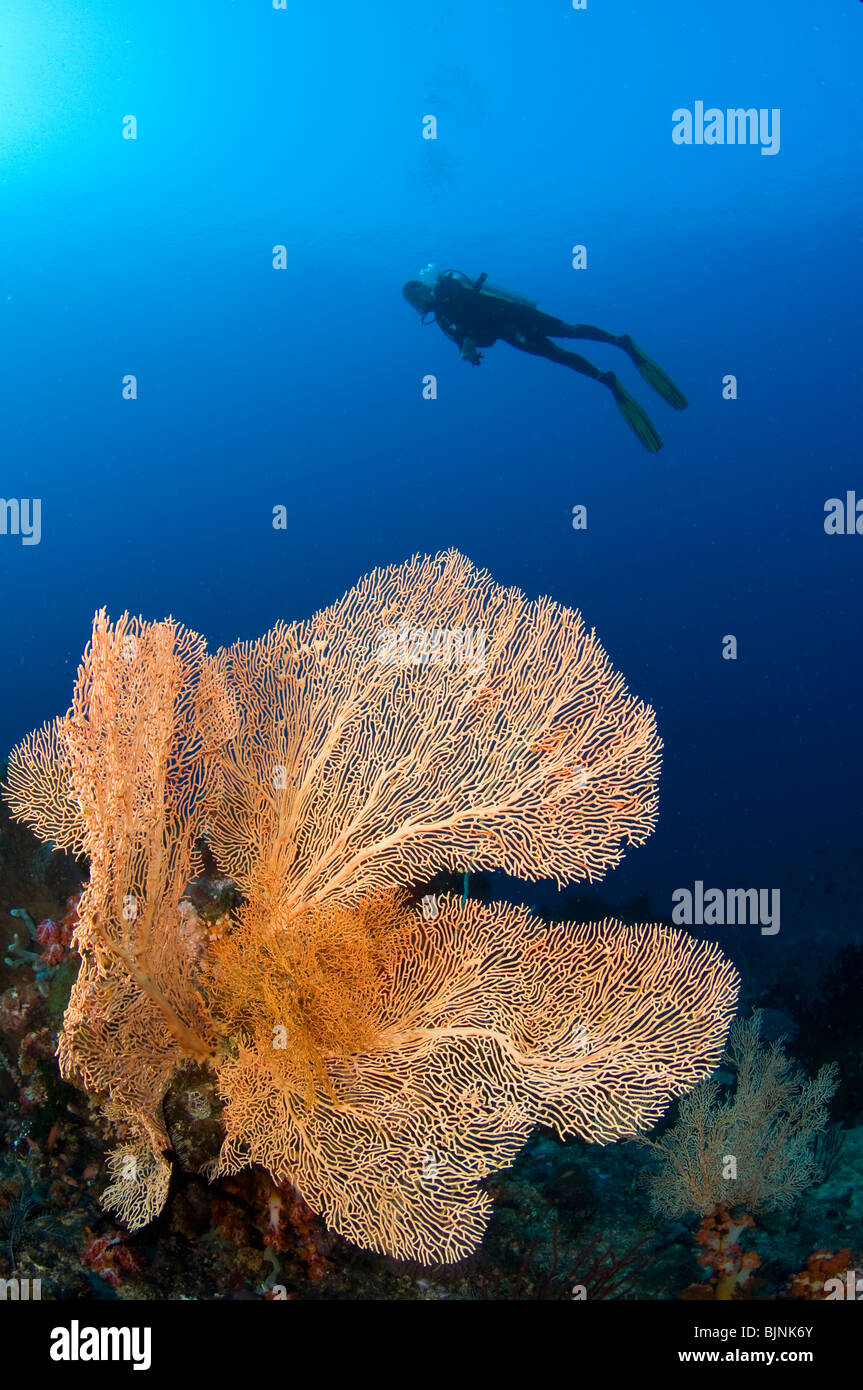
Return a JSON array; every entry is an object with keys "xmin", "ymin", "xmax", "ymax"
[{"xmin": 402, "ymin": 268, "xmax": 688, "ymax": 453}]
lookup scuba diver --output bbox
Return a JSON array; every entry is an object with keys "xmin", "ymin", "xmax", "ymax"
[{"xmin": 402, "ymin": 266, "xmax": 688, "ymax": 453}]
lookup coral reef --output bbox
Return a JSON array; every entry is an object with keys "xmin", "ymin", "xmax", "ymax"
[
  {"xmin": 0, "ymin": 827, "xmax": 856, "ymax": 1301},
  {"xmin": 785, "ymin": 1248, "xmax": 861, "ymax": 1300},
  {"xmin": 642, "ymin": 1011, "xmax": 838, "ymax": 1218},
  {"xmin": 641, "ymin": 1010, "xmax": 841, "ymax": 1299},
  {"xmin": 689, "ymin": 1205, "xmax": 761, "ymax": 1299},
  {"xmin": 3, "ymin": 553, "xmax": 739, "ymax": 1263}
]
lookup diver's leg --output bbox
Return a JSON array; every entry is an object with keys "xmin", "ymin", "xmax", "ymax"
[
  {"xmin": 539, "ymin": 319, "xmax": 689, "ymax": 410},
  {"xmin": 537, "ymin": 317, "xmax": 621, "ymax": 345},
  {"xmin": 506, "ymin": 332, "xmax": 604, "ymax": 375},
  {"xmin": 510, "ymin": 335, "xmax": 663, "ymax": 453}
]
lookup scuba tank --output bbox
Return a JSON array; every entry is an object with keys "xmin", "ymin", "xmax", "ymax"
[{"xmin": 441, "ymin": 269, "xmax": 537, "ymax": 308}]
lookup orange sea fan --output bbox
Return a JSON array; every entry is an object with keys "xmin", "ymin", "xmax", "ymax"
[
  {"xmin": 5, "ymin": 611, "xmax": 237, "ymax": 1224},
  {"xmin": 206, "ymin": 550, "xmax": 662, "ymax": 916},
  {"xmin": 204, "ymin": 886, "xmax": 410, "ymax": 1106},
  {"xmin": 1, "ymin": 554, "xmax": 736, "ymax": 1259},
  {"xmin": 211, "ymin": 893, "xmax": 739, "ymax": 1263}
]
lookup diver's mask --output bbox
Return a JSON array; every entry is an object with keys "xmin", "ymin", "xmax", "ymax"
[{"xmin": 402, "ymin": 279, "xmax": 436, "ymax": 321}]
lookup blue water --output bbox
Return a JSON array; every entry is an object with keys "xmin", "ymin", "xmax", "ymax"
[{"xmin": 2, "ymin": 0, "xmax": 861, "ymax": 915}]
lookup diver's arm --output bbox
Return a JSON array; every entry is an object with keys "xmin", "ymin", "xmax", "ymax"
[
  {"xmin": 435, "ymin": 315, "xmax": 482, "ymax": 363},
  {"xmin": 434, "ymin": 314, "xmax": 462, "ymax": 347},
  {"xmin": 430, "ymin": 308, "xmax": 484, "ymax": 365},
  {"xmin": 444, "ymin": 325, "xmax": 483, "ymax": 365}
]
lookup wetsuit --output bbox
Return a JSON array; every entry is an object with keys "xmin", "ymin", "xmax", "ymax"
[
  {"xmin": 405, "ymin": 269, "xmax": 689, "ymax": 453},
  {"xmin": 429, "ymin": 271, "xmax": 628, "ymax": 386}
]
